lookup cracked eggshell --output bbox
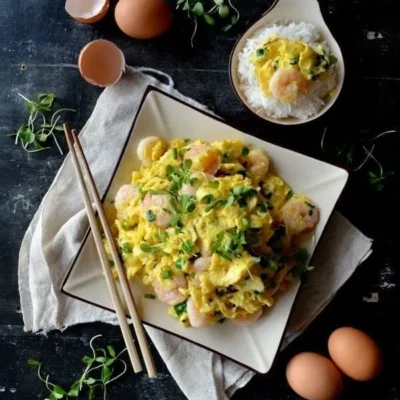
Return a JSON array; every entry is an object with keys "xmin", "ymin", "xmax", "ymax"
[
  {"xmin": 65, "ymin": 0, "xmax": 110, "ymax": 24},
  {"xmin": 78, "ymin": 40, "xmax": 125, "ymax": 87}
]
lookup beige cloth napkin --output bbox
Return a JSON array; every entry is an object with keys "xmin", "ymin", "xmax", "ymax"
[{"xmin": 18, "ymin": 67, "xmax": 373, "ymax": 400}]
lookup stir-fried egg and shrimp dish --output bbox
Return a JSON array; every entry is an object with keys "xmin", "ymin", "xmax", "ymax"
[
  {"xmin": 237, "ymin": 22, "xmax": 339, "ymax": 120},
  {"xmin": 105, "ymin": 136, "xmax": 319, "ymax": 328}
]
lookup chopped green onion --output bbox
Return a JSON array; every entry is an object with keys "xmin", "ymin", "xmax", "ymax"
[
  {"xmin": 144, "ymin": 293, "xmax": 156, "ymax": 299},
  {"xmin": 241, "ymin": 147, "xmax": 250, "ymax": 156},
  {"xmin": 255, "ymin": 48, "xmax": 264, "ymax": 57},
  {"xmin": 166, "ymin": 165, "xmax": 174, "ymax": 175},
  {"xmin": 108, "ymin": 260, "xmax": 115, "ymax": 267},
  {"xmin": 174, "ymin": 301, "xmax": 187, "ymax": 316},
  {"xmin": 328, "ymin": 54, "xmax": 338, "ymax": 65},
  {"xmin": 172, "ymin": 148, "xmax": 178, "ymax": 160}
]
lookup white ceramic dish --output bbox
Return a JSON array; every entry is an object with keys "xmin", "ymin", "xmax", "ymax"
[
  {"xmin": 61, "ymin": 86, "xmax": 348, "ymax": 373},
  {"xmin": 229, "ymin": 0, "xmax": 345, "ymax": 125}
]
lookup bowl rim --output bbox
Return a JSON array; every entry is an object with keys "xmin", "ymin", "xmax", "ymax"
[
  {"xmin": 228, "ymin": 6, "xmax": 345, "ymax": 126},
  {"xmin": 60, "ymin": 85, "xmax": 348, "ymax": 373}
]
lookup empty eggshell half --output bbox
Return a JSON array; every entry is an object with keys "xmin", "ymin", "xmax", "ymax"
[
  {"xmin": 78, "ymin": 40, "xmax": 125, "ymax": 87},
  {"xmin": 66, "ymin": 0, "xmax": 110, "ymax": 24}
]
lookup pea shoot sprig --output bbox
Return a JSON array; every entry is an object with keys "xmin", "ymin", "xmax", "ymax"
[
  {"xmin": 176, "ymin": 0, "xmax": 240, "ymax": 47},
  {"xmin": 8, "ymin": 92, "xmax": 75, "ymax": 154},
  {"xmin": 28, "ymin": 335, "xmax": 127, "ymax": 400},
  {"xmin": 321, "ymin": 127, "xmax": 396, "ymax": 192}
]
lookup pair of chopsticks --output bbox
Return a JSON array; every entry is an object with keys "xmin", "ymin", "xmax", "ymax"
[{"xmin": 63, "ymin": 124, "xmax": 156, "ymax": 378}]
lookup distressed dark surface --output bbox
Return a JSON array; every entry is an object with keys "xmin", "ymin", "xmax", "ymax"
[{"xmin": 0, "ymin": 0, "xmax": 399, "ymax": 399}]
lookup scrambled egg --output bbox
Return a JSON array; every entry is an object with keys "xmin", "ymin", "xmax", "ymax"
[
  {"xmin": 106, "ymin": 138, "xmax": 319, "ymax": 328},
  {"xmin": 251, "ymin": 35, "xmax": 337, "ymax": 101}
]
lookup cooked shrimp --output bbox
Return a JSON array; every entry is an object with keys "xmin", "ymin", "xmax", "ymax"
[
  {"xmin": 137, "ymin": 136, "xmax": 167, "ymax": 165},
  {"xmin": 173, "ymin": 273, "xmax": 188, "ymax": 289},
  {"xmin": 281, "ymin": 195, "xmax": 319, "ymax": 235},
  {"xmin": 246, "ymin": 150, "xmax": 269, "ymax": 180},
  {"xmin": 269, "ymin": 68, "xmax": 309, "ymax": 103},
  {"xmin": 142, "ymin": 193, "xmax": 173, "ymax": 228},
  {"xmin": 232, "ymin": 309, "xmax": 263, "ymax": 326},
  {"xmin": 152, "ymin": 275, "xmax": 188, "ymax": 306},
  {"xmin": 187, "ymin": 297, "xmax": 213, "ymax": 328},
  {"xmin": 184, "ymin": 144, "xmax": 221, "ymax": 175},
  {"xmin": 114, "ymin": 184, "xmax": 138, "ymax": 209},
  {"xmin": 192, "ymin": 256, "xmax": 212, "ymax": 273}
]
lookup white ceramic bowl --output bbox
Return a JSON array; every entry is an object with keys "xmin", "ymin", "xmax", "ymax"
[{"xmin": 229, "ymin": 0, "xmax": 345, "ymax": 125}]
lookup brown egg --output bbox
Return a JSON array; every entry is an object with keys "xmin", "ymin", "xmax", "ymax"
[
  {"xmin": 328, "ymin": 327, "xmax": 383, "ymax": 381},
  {"xmin": 78, "ymin": 40, "xmax": 125, "ymax": 87},
  {"xmin": 115, "ymin": 0, "xmax": 173, "ymax": 39},
  {"xmin": 286, "ymin": 352, "xmax": 343, "ymax": 400},
  {"xmin": 65, "ymin": 0, "xmax": 110, "ymax": 24}
]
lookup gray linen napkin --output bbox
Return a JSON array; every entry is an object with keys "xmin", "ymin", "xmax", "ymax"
[{"xmin": 18, "ymin": 67, "xmax": 373, "ymax": 400}]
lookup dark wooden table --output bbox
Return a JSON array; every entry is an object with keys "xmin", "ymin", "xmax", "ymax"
[{"xmin": 1, "ymin": 0, "xmax": 399, "ymax": 399}]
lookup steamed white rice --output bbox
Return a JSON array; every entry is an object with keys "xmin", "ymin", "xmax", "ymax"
[{"xmin": 237, "ymin": 22, "xmax": 336, "ymax": 120}]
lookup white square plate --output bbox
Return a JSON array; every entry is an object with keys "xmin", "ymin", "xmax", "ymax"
[{"xmin": 62, "ymin": 86, "xmax": 348, "ymax": 373}]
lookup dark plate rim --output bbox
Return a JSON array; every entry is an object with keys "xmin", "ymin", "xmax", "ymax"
[{"xmin": 61, "ymin": 84, "xmax": 348, "ymax": 374}]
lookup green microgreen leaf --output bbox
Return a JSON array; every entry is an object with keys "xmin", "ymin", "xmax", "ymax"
[
  {"xmin": 101, "ymin": 365, "xmax": 112, "ymax": 384},
  {"xmin": 201, "ymin": 194, "xmax": 214, "ymax": 204},
  {"xmin": 182, "ymin": 240, "xmax": 194, "ymax": 254},
  {"xmin": 107, "ymin": 345, "xmax": 116, "ymax": 358},
  {"xmin": 146, "ymin": 210, "xmax": 156, "ymax": 222},
  {"xmin": 175, "ymin": 258, "xmax": 186, "ymax": 270},
  {"xmin": 121, "ymin": 243, "xmax": 133, "ymax": 253},
  {"xmin": 204, "ymin": 14, "xmax": 216, "ymax": 25},
  {"xmin": 28, "ymin": 359, "xmax": 41, "ymax": 366},
  {"xmin": 209, "ymin": 180, "xmax": 220, "ymax": 189},
  {"xmin": 190, "ymin": 177, "xmax": 200, "ymax": 188},
  {"xmin": 225, "ymin": 195, "xmax": 235, "ymax": 207},
  {"xmin": 192, "ymin": 2, "xmax": 204, "ymax": 15},
  {"xmin": 218, "ymin": 4, "xmax": 229, "ymax": 17},
  {"xmin": 170, "ymin": 213, "xmax": 182, "ymax": 226},
  {"xmin": 140, "ymin": 243, "xmax": 161, "ymax": 253},
  {"xmin": 161, "ymin": 269, "xmax": 173, "ymax": 279}
]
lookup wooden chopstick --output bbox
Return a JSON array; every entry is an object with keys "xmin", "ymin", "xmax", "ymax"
[
  {"xmin": 63, "ymin": 124, "xmax": 143, "ymax": 375},
  {"xmin": 66, "ymin": 125, "xmax": 157, "ymax": 378}
]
